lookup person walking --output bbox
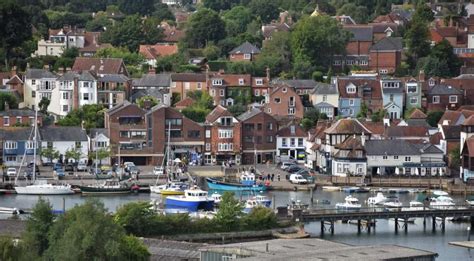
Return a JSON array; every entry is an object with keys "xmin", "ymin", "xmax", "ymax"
[
  {"xmin": 267, "ymin": 173, "xmax": 271, "ymax": 181},
  {"xmin": 271, "ymin": 173, "xmax": 274, "ymax": 182},
  {"xmin": 277, "ymin": 173, "xmax": 280, "ymax": 181}
]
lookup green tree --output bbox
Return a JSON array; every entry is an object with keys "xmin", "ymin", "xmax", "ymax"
[
  {"xmin": 114, "ymin": 201, "xmax": 157, "ymax": 236},
  {"xmin": 215, "ymin": 192, "xmax": 243, "ymax": 231},
  {"xmin": 357, "ymin": 102, "xmax": 369, "ymax": 118},
  {"xmin": 96, "ymin": 148, "xmax": 111, "ymax": 165},
  {"xmin": 137, "ymin": 95, "xmax": 159, "ymax": 109},
  {"xmin": 426, "ymin": 110, "xmax": 444, "ymax": 127},
  {"xmin": 153, "ymin": 3, "xmax": 175, "ymax": 21},
  {"xmin": 40, "ymin": 147, "xmax": 60, "ymax": 163},
  {"xmin": 0, "ymin": 236, "xmax": 21, "ymax": 261},
  {"xmin": 429, "ymin": 39, "xmax": 462, "ymax": 77},
  {"xmin": 257, "ymin": 31, "xmax": 292, "ymax": 76},
  {"xmin": 203, "ymin": 0, "xmax": 237, "ymax": 11},
  {"xmin": 86, "ymin": 11, "xmax": 112, "ymax": 31},
  {"xmin": 95, "ymin": 47, "xmax": 145, "ymax": 66},
  {"xmin": 242, "ymin": 206, "xmax": 277, "ymax": 230},
  {"xmin": 291, "ymin": 15, "xmax": 350, "ymax": 73},
  {"xmin": 185, "ymin": 8, "xmax": 226, "ymax": 48},
  {"xmin": 312, "ymin": 71, "xmax": 323, "ymax": 82},
  {"xmin": 415, "ymin": 56, "xmax": 449, "ymax": 78},
  {"xmin": 203, "ymin": 43, "xmax": 221, "ymax": 60},
  {"xmin": 181, "ymin": 106, "xmax": 210, "ymax": 123},
  {"xmin": 449, "ymin": 145, "xmax": 461, "ymax": 169},
  {"xmin": 65, "ymin": 148, "xmax": 82, "ymax": 163},
  {"xmin": 337, "ymin": 3, "xmax": 369, "ymax": 23},
  {"xmin": 38, "ymin": 97, "xmax": 50, "ymax": 115},
  {"xmin": 405, "ymin": 3, "xmax": 432, "ymax": 68},
  {"xmin": 0, "ymin": 0, "xmax": 32, "ymax": 69},
  {"xmin": 371, "ymin": 109, "xmax": 386, "ymax": 122},
  {"xmin": 0, "ymin": 93, "xmax": 18, "ymax": 111},
  {"xmin": 118, "ymin": 0, "xmax": 155, "ymax": 15},
  {"xmin": 57, "ymin": 104, "xmax": 105, "ymax": 130},
  {"xmin": 22, "ymin": 198, "xmax": 54, "ymax": 258},
  {"xmin": 223, "ymin": 6, "xmax": 254, "ymax": 36},
  {"xmin": 301, "ymin": 118, "xmax": 314, "ymax": 131},
  {"xmin": 248, "ymin": 0, "xmax": 279, "ymax": 24},
  {"xmin": 45, "ymin": 199, "xmax": 150, "ymax": 260}
]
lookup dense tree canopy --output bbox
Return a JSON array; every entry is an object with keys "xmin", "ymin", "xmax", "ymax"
[
  {"xmin": 185, "ymin": 8, "xmax": 226, "ymax": 48},
  {"xmin": 248, "ymin": 0, "xmax": 279, "ymax": 24},
  {"xmin": 118, "ymin": 0, "xmax": 155, "ymax": 15}
]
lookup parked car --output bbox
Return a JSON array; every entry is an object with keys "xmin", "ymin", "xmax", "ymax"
[
  {"xmin": 287, "ymin": 165, "xmax": 303, "ymax": 174},
  {"xmin": 6, "ymin": 168, "xmax": 16, "ymax": 177},
  {"xmin": 53, "ymin": 163, "xmax": 62, "ymax": 171},
  {"xmin": 76, "ymin": 162, "xmax": 87, "ymax": 172},
  {"xmin": 280, "ymin": 162, "xmax": 296, "ymax": 170},
  {"xmin": 65, "ymin": 164, "xmax": 74, "ymax": 172},
  {"xmin": 55, "ymin": 169, "xmax": 65, "ymax": 177},
  {"xmin": 127, "ymin": 166, "xmax": 140, "ymax": 175},
  {"xmin": 289, "ymin": 174, "xmax": 308, "ymax": 184},
  {"xmin": 276, "ymin": 155, "xmax": 297, "ymax": 164},
  {"xmin": 153, "ymin": 166, "xmax": 164, "ymax": 175},
  {"xmin": 100, "ymin": 165, "xmax": 111, "ymax": 172}
]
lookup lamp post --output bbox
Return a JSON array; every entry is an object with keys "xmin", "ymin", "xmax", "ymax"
[{"xmin": 468, "ymin": 226, "xmax": 471, "ymax": 241}]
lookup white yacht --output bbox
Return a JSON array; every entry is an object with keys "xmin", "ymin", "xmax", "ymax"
[
  {"xmin": 335, "ymin": 196, "xmax": 362, "ymax": 210},
  {"xmin": 430, "ymin": 196, "xmax": 455, "ymax": 209},
  {"xmin": 367, "ymin": 193, "xmax": 387, "ymax": 205}
]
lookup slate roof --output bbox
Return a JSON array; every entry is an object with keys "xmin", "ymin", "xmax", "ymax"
[
  {"xmin": 279, "ymin": 79, "xmax": 318, "ymax": 89},
  {"xmin": 406, "ymin": 119, "xmax": 430, "ymax": 127},
  {"xmin": 205, "ymin": 105, "xmax": 232, "ymax": 124},
  {"xmin": 365, "ymin": 140, "xmax": 420, "ymax": 155},
  {"xmin": 370, "ymin": 37, "xmax": 403, "ymax": 51},
  {"xmin": 385, "ymin": 126, "xmax": 429, "ymax": 137},
  {"xmin": 277, "ymin": 124, "xmax": 306, "ymax": 137},
  {"xmin": 78, "ymin": 71, "xmax": 97, "ymax": 81},
  {"xmin": 57, "ymin": 71, "xmax": 78, "ymax": 81},
  {"xmin": 89, "ymin": 128, "xmax": 108, "ymax": 139},
  {"xmin": 132, "ymin": 74, "xmax": 170, "ymax": 87},
  {"xmin": 0, "ymin": 127, "xmax": 34, "ymax": 140},
  {"xmin": 428, "ymin": 84, "xmax": 463, "ymax": 95},
  {"xmin": 343, "ymin": 26, "xmax": 373, "ymax": 41},
  {"xmin": 0, "ymin": 109, "xmax": 40, "ymax": 117},
  {"xmin": 325, "ymin": 119, "xmax": 372, "ymax": 135},
  {"xmin": 412, "ymin": 143, "xmax": 444, "ymax": 154},
  {"xmin": 98, "ymin": 74, "xmax": 129, "ymax": 83},
  {"xmin": 25, "ymin": 69, "xmax": 57, "ymax": 79},
  {"xmin": 171, "ymin": 73, "xmax": 207, "ymax": 82},
  {"xmin": 370, "ymin": 22, "xmax": 398, "ymax": 33},
  {"xmin": 39, "ymin": 126, "xmax": 88, "ymax": 141},
  {"xmin": 237, "ymin": 108, "xmax": 263, "ymax": 122},
  {"xmin": 312, "ymin": 82, "xmax": 338, "ymax": 95},
  {"xmin": 229, "ymin": 41, "xmax": 261, "ymax": 55}
]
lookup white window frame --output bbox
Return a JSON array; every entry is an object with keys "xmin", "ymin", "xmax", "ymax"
[
  {"xmin": 197, "ymin": 82, "xmax": 202, "ymax": 90},
  {"xmin": 62, "ymin": 105, "xmax": 69, "ymax": 112},
  {"xmin": 449, "ymin": 95, "xmax": 458, "ymax": 103},
  {"xmin": 333, "ymin": 60, "xmax": 341, "ymax": 66},
  {"xmin": 5, "ymin": 141, "xmax": 17, "ymax": 149},
  {"xmin": 349, "ymin": 99, "xmax": 355, "ymax": 106},
  {"xmin": 244, "ymin": 53, "xmax": 251, "ymax": 60},
  {"xmin": 405, "ymin": 156, "xmax": 411, "ymax": 162},
  {"xmin": 238, "ymin": 78, "xmax": 244, "ymax": 85},
  {"xmin": 410, "ymin": 97, "xmax": 418, "ymax": 104},
  {"xmin": 3, "ymin": 117, "xmax": 9, "ymax": 126},
  {"xmin": 62, "ymin": 92, "xmax": 69, "ymax": 100},
  {"xmin": 255, "ymin": 90, "xmax": 260, "ymax": 96},
  {"xmin": 288, "ymin": 107, "xmax": 295, "ymax": 115},
  {"xmin": 206, "ymin": 143, "xmax": 210, "ymax": 151},
  {"xmin": 255, "ymin": 79, "xmax": 263, "ymax": 86},
  {"xmin": 432, "ymin": 96, "xmax": 440, "ymax": 104},
  {"xmin": 210, "ymin": 89, "xmax": 216, "ymax": 97},
  {"xmin": 212, "ymin": 79, "xmax": 223, "ymax": 86},
  {"xmin": 205, "ymin": 130, "xmax": 211, "ymax": 138},
  {"xmin": 184, "ymin": 82, "xmax": 190, "ymax": 90},
  {"xmin": 346, "ymin": 86, "xmax": 356, "ymax": 94},
  {"xmin": 219, "ymin": 89, "xmax": 225, "ymax": 97}
]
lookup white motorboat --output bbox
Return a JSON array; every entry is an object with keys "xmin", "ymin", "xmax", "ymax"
[
  {"xmin": 383, "ymin": 200, "xmax": 403, "ymax": 209},
  {"xmin": 210, "ymin": 192, "xmax": 222, "ymax": 205},
  {"xmin": 165, "ymin": 187, "xmax": 214, "ymax": 212},
  {"xmin": 243, "ymin": 198, "xmax": 267, "ymax": 213},
  {"xmin": 430, "ymin": 196, "xmax": 455, "ymax": 209},
  {"xmin": 251, "ymin": 195, "xmax": 272, "ymax": 208},
  {"xmin": 402, "ymin": 201, "xmax": 425, "ymax": 211},
  {"xmin": 432, "ymin": 190, "xmax": 449, "ymax": 197},
  {"xmin": 322, "ymin": 186, "xmax": 340, "ymax": 191},
  {"xmin": 0, "ymin": 207, "xmax": 24, "ymax": 215},
  {"xmin": 367, "ymin": 192, "xmax": 387, "ymax": 205},
  {"xmin": 466, "ymin": 199, "xmax": 474, "ymax": 206},
  {"xmin": 335, "ymin": 196, "xmax": 362, "ymax": 210},
  {"xmin": 15, "ymin": 181, "xmax": 74, "ymax": 195}
]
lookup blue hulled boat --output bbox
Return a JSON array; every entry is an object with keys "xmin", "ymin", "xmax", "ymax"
[
  {"xmin": 165, "ymin": 188, "xmax": 214, "ymax": 212},
  {"xmin": 206, "ymin": 178, "xmax": 268, "ymax": 192}
]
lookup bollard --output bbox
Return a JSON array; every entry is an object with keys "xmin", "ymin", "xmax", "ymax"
[
  {"xmin": 310, "ymin": 187, "xmax": 314, "ymax": 204},
  {"xmin": 468, "ymin": 227, "xmax": 471, "ymax": 241}
]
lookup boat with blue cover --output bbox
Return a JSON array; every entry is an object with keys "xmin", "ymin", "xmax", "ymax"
[
  {"xmin": 165, "ymin": 187, "xmax": 214, "ymax": 212},
  {"xmin": 206, "ymin": 178, "xmax": 269, "ymax": 191}
]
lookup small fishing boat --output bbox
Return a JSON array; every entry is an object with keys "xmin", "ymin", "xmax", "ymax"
[
  {"xmin": 432, "ymin": 190, "xmax": 449, "ymax": 197},
  {"xmin": 251, "ymin": 195, "xmax": 272, "ymax": 208},
  {"xmin": 322, "ymin": 186, "xmax": 340, "ymax": 191},
  {"xmin": 206, "ymin": 178, "xmax": 268, "ymax": 192},
  {"xmin": 288, "ymin": 200, "xmax": 309, "ymax": 212},
  {"xmin": 383, "ymin": 197, "xmax": 403, "ymax": 209},
  {"xmin": 367, "ymin": 193, "xmax": 387, "ymax": 205},
  {"xmin": 161, "ymin": 183, "xmax": 188, "ymax": 196},
  {"xmin": 341, "ymin": 186, "xmax": 360, "ymax": 193},
  {"xmin": 335, "ymin": 195, "xmax": 361, "ymax": 210},
  {"xmin": 354, "ymin": 187, "xmax": 370, "ymax": 193},
  {"xmin": 0, "ymin": 207, "xmax": 24, "ymax": 215},
  {"xmin": 466, "ymin": 196, "xmax": 474, "ymax": 206},
  {"xmin": 388, "ymin": 188, "xmax": 410, "ymax": 194},
  {"xmin": 243, "ymin": 198, "xmax": 268, "ymax": 213},
  {"xmin": 210, "ymin": 192, "xmax": 222, "ymax": 205},
  {"xmin": 165, "ymin": 187, "xmax": 214, "ymax": 212},
  {"xmin": 79, "ymin": 180, "xmax": 134, "ymax": 195}
]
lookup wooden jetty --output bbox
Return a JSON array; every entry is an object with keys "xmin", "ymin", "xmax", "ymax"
[{"xmin": 295, "ymin": 206, "xmax": 474, "ymax": 235}]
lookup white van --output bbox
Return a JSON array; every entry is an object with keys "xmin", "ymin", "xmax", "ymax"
[{"xmin": 289, "ymin": 174, "xmax": 308, "ymax": 184}]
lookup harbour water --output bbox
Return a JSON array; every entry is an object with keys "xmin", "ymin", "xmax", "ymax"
[{"xmin": 0, "ymin": 189, "xmax": 472, "ymax": 260}]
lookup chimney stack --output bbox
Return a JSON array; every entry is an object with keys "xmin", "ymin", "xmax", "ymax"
[
  {"xmin": 266, "ymin": 67, "xmax": 271, "ymax": 82},
  {"xmin": 148, "ymin": 68, "xmax": 156, "ymax": 75}
]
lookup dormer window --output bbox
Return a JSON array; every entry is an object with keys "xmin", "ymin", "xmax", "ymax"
[
  {"xmin": 255, "ymin": 79, "xmax": 263, "ymax": 86},
  {"xmin": 429, "ymin": 79, "xmax": 435, "ymax": 86},
  {"xmin": 346, "ymin": 86, "xmax": 356, "ymax": 94},
  {"xmin": 239, "ymin": 78, "xmax": 245, "ymax": 85},
  {"xmin": 282, "ymin": 87, "xmax": 287, "ymax": 93},
  {"xmin": 212, "ymin": 79, "xmax": 223, "ymax": 86}
]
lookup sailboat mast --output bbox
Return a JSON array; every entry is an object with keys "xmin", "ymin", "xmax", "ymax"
[
  {"xmin": 167, "ymin": 121, "xmax": 171, "ymax": 172},
  {"xmin": 32, "ymin": 108, "xmax": 38, "ymax": 183},
  {"xmin": 95, "ymin": 132, "xmax": 98, "ymax": 175}
]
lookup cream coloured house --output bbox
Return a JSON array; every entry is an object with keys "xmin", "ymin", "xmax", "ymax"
[{"xmin": 23, "ymin": 69, "xmax": 57, "ymax": 110}]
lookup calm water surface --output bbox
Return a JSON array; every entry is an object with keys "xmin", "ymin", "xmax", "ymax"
[{"xmin": 0, "ymin": 189, "xmax": 473, "ymax": 260}]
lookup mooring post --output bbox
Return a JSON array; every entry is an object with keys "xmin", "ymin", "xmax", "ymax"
[
  {"xmin": 423, "ymin": 216, "xmax": 426, "ymax": 228},
  {"xmin": 367, "ymin": 220, "xmax": 371, "ymax": 233},
  {"xmin": 404, "ymin": 219, "xmax": 408, "ymax": 233},
  {"xmin": 310, "ymin": 187, "xmax": 314, "ymax": 204},
  {"xmin": 272, "ymin": 194, "xmax": 276, "ymax": 210},
  {"xmin": 321, "ymin": 220, "xmax": 325, "ymax": 237},
  {"xmin": 441, "ymin": 217, "xmax": 445, "ymax": 232},
  {"xmin": 330, "ymin": 221, "xmax": 334, "ymax": 235},
  {"xmin": 394, "ymin": 218, "xmax": 398, "ymax": 234},
  {"xmin": 357, "ymin": 219, "xmax": 361, "ymax": 234},
  {"xmin": 432, "ymin": 216, "xmax": 436, "ymax": 232}
]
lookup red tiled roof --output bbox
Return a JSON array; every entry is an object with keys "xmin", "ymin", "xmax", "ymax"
[
  {"xmin": 210, "ymin": 73, "xmax": 252, "ymax": 86},
  {"xmin": 205, "ymin": 105, "xmax": 233, "ymax": 123},
  {"xmin": 430, "ymin": 28, "xmax": 444, "ymax": 43},
  {"xmin": 463, "ymin": 115, "xmax": 474, "ymax": 126},
  {"xmin": 325, "ymin": 119, "xmax": 372, "ymax": 135},
  {"xmin": 430, "ymin": 132, "xmax": 442, "ymax": 145},
  {"xmin": 72, "ymin": 57, "xmax": 126, "ymax": 75},
  {"xmin": 409, "ymin": 108, "xmax": 427, "ymax": 119},
  {"xmin": 438, "ymin": 110, "xmax": 462, "ymax": 125},
  {"xmin": 160, "ymin": 22, "xmax": 185, "ymax": 43},
  {"xmin": 139, "ymin": 44, "xmax": 178, "ymax": 59},
  {"xmin": 175, "ymin": 97, "xmax": 194, "ymax": 108},
  {"xmin": 360, "ymin": 120, "xmax": 385, "ymax": 135}
]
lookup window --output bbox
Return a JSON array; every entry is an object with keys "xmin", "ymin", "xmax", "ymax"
[
  {"xmin": 379, "ymin": 69, "xmax": 388, "ymax": 74},
  {"xmin": 62, "ymin": 92, "xmax": 69, "ymax": 100},
  {"xmin": 165, "ymin": 118, "xmax": 182, "ymax": 126},
  {"xmin": 267, "ymin": 108, "xmax": 271, "ymax": 113},
  {"xmin": 31, "ymin": 80, "xmax": 36, "ymax": 85},
  {"xmin": 244, "ymin": 136, "xmax": 253, "ymax": 142},
  {"xmin": 383, "ymin": 155, "xmax": 388, "ymax": 159},
  {"xmin": 244, "ymin": 123, "xmax": 254, "ymax": 131},
  {"xmin": 32, "ymin": 91, "xmax": 36, "ymax": 98},
  {"xmin": 407, "ymin": 85, "xmax": 417, "ymax": 93},
  {"xmin": 255, "ymin": 90, "xmax": 260, "ymax": 96},
  {"xmin": 389, "ymin": 94, "xmax": 394, "ymax": 102},
  {"xmin": 257, "ymin": 123, "xmax": 262, "ymax": 130},
  {"xmin": 197, "ymin": 83, "xmax": 202, "ymax": 89},
  {"xmin": 333, "ymin": 60, "xmax": 341, "ymax": 66},
  {"xmin": 238, "ymin": 78, "xmax": 244, "ymax": 85},
  {"xmin": 410, "ymin": 97, "xmax": 418, "ymax": 104},
  {"xmin": 75, "ymin": 141, "xmax": 81, "ymax": 149},
  {"xmin": 346, "ymin": 86, "xmax": 356, "ymax": 94},
  {"xmin": 62, "ymin": 105, "xmax": 69, "ymax": 112},
  {"xmin": 255, "ymin": 79, "xmax": 263, "ymax": 86},
  {"xmin": 394, "ymin": 156, "xmax": 398, "ymax": 159},
  {"xmin": 290, "ymin": 138, "xmax": 295, "ymax": 146},
  {"xmin": 346, "ymin": 60, "xmax": 354, "ymax": 65},
  {"xmin": 4, "ymin": 141, "xmax": 17, "ymax": 149},
  {"xmin": 343, "ymin": 164, "xmax": 350, "ymax": 173},
  {"xmin": 405, "ymin": 156, "xmax": 411, "ymax": 162},
  {"xmin": 282, "ymin": 138, "xmax": 287, "ymax": 147},
  {"xmin": 220, "ymin": 117, "xmax": 232, "ymax": 126},
  {"xmin": 288, "ymin": 107, "xmax": 295, "ymax": 115},
  {"xmin": 47, "ymin": 142, "xmax": 53, "ymax": 148},
  {"xmin": 96, "ymin": 141, "xmax": 107, "ymax": 148},
  {"xmin": 205, "ymin": 130, "xmax": 211, "ymax": 138},
  {"xmin": 16, "ymin": 117, "xmax": 21, "ymax": 124},
  {"xmin": 26, "ymin": 141, "xmax": 35, "ymax": 150},
  {"xmin": 212, "ymin": 79, "xmax": 223, "ymax": 85},
  {"xmin": 169, "ymin": 130, "xmax": 182, "ymax": 138},
  {"xmin": 266, "ymin": 136, "xmax": 273, "ymax": 143},
  {"xmin": 83, "ymin": 82, "xmax": 90, "ymax": 88},
  {"xmin": 83, "ymin": 93, "xmax": 89, "ymax": 100},
  {"xmin": 274, "ymin": 98, "xmax": 281, "ymax": 103},
  {"xmin": 188, "ymin": 130, "xmax": 200, "ymax": 138},
  {"xmin": 267, "ymin": 123, "xmax": 273, "ymax": 130},
  {"xmin": 210, "ymin": 89, "xmax": 215, "ymax": 96},
  {"xmin": 360, "ymin": 60, "xmax": 368, "ymax": 66},
  {"xmin": 282, "ymin": 88, "xmax": 287, "ymax": 93},
  {"xmin": 120, "ymin": 131, "xmax": 129, "ymax": 138},
  {"xmin": 219, "ymin": 89, "xmax": 225, "ymax": 97},
  {"xmin": 218, "ymin": 130, "xmax": 233, "ymax": 138},
  {"xmin": 184, "ymin": 82, "xmax": 190, "ymax": 90},
  {"xmin": 429, "ymin": 79, "xmax": 435, "ymax": 86},
  {"xmin": 432, "ymin": 96, "xmax": 440, "ymax": 104},
  {"xmin": 356, "ymin": 164, "xmax": 364, "ymax": 174},
  {"xmin": 349, "ymin": 99, "xmax": 355, "ymax": 106},
  {"xmin": 289, "ymin": 96, "xmax": 295, "ymax": 106},
  {"xmin": 323, "ymin": 95, "xmax": 327, "ymax": 102},
  {"xmin": 298, "ymin": 138, "xmax": 303, "ymax": 147},
  {"xmin": 29, "ymin": 117, "xmax": 34, "ymax": 126},
  {"xmin": 206, "ymin": 143, "xmax": 210, "ymax": 151},
  {"xmin": 6, "ymin": 156, "xmax": 16, "ymax": 162},
  {"xmin": 337, "ymin": 163, "xmax": 342, "ymax": 173},
  {"xmin": 3, "ymin": 117, "xmax": 9, "ymax": 126},
  {"xmin": 244, "ymin": 53, "xmax": 251, "ymax": 60},
  {"xmin": 449, "ymin": 95, "xmax": 458, "ymax": 103}
]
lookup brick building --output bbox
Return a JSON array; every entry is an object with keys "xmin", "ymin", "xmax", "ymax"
[
  {"xmin": 204, "ymin": 105, "xmax": 242, "ymax": 165},
  {"xmin": 426, "ymin": 84, "xmax": 464, "ymax": 111},
  {"xmin": 229, "ymin": 42, "xmax": 261, "ymax": 62},
  {"xmin": 238, "ymin": 108, "xmax": 278, "ymax": 164},
  {"xmin": 0, "ymin": 109, "xmax": 43, "ymax": 127},
  {"xmin": 171, "ymin": 73, "xmax": 208, "ymax": 101},
  {"xmin": 369, "ymin": 37, "xmax": 403, "ymax": 75},
  {"xmin": 264, "ymin": 84, "xmax": 304, "ymax": 120},
  {"xmin": 208, "ymin": 73, "xmax": 252, "ymax": 107},
  {"xmin": 333, "ymin": 25, "xmax": 373, "ymax": 71}
]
